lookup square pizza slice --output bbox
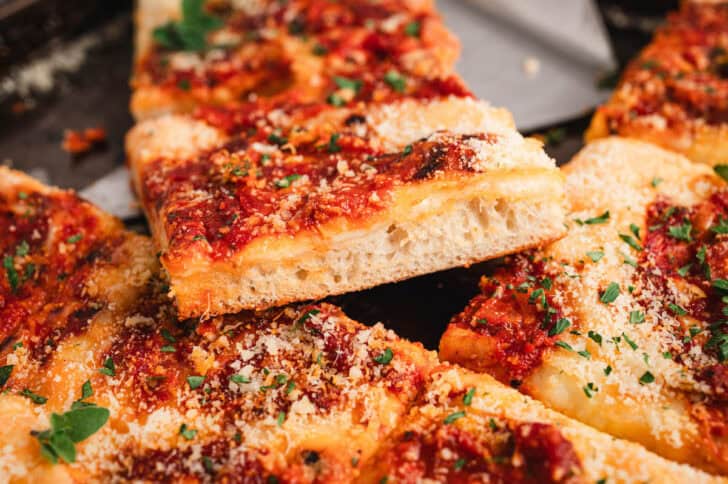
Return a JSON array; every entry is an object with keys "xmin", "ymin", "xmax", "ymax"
[
  {"xmin": 360, "ymin": 366, "xmax": 723, "ymax": 484},
  {"xmin": 586, "ymin": 1, "xmax": 728, "ymax": 166},
  {"xmin": 132, "ymin": 0, "xmax": 463, "ymax": 119},
  {"xmin": 126, "ymin": 95, "xmax": 566, "ymax": 317},
  {"xmin": 0, "ymin": 169, "xmax": 440, "ymax": 481},
  {"xmin": 441, "ymin": 137, "xmax": 728, "ymax": 475}
]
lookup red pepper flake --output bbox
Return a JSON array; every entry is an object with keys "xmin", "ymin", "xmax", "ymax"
[{"xmin": 61, "ymin": 127, "xmax": 107, "ymax": 156}]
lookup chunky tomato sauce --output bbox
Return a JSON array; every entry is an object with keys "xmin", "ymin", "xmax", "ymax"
[
  {"xmin": 0, "ymin": 187, "xmax": 125, "ymax": 366},
  {"xmin": 377, "ymin": 415, "xmax": 582, "ymax": 483},
  {"xmin": 136, "ymin": 0, "xmax": 469, "ymax": 108},
  {"xmin": 639, "ymin": 191, "xmax": 728, "ymax": 451},
  {"xmin": 449, "ymin": 254, "xmax": 567, "ymax": 385},
  {"xmin": 600, "ymin": 3, "xmax": 728, "ymax": 131},
  {"xmin": 142, "ymin": 130, "xmax": 495, "ymax": 261}
]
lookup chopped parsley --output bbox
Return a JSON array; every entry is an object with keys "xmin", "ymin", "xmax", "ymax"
[
  {"xmin": 599, "ymin": 282, "xmax": 620, "ymax": 304},
  {"xmin": 575, "ymin": 210, "xmax": 610, "ymax": 225},
  {"xmin": 160, "ymin": 345, "xmax": 176, "ymax": 353},
  {"xmin": 622, "ymin": 332, "xmax": 638, "ymax": 350},
  {"xmin": 230, "ymin": 374, "xmax": 251, "ymax": 384},
  {"xmin": 327, "ymin": 133, "xmax": 342, "ymax": 153},
  {"xmin": 639, "ymin": 371, "xmax": 655, "ymax": 385},
  {"xmin": 586, "ymin": 250, "xmax": 604, "ymax": 262},
  {"xmin": 711, "ymin": 216, "xmax": 728, "ymax": 234},
  {"xmin": 373, "ymin": 347, "xmax": 394, "ymax": 365},
  {"xmin": 179, "ymin": 423, "xmax": 197, "ymax": 440},
  {"xmin": 383, "ymin": 70, "xmax": 406, "ymax": 92},
  {"xmin": 583, "ymin": 382, "xmax": 598, "ymax": 398},
  {"xmin": 713, "ymin": 279, "xmax": 728, "ymax": 292},
  {"xmin": 604, "ymin": 365, "xmax": 612, "ymax": 376},
  {"xmin": 0, "ymin": 364, "xmax": 13, "ymax": 388},
  {"xmin": 668, "ymin": 303, "xmax": 687, "ymax": 316},
  {"xmin": 277, "ymin": 411, "xmax": 286, "ymax": 427},
  {"xmin": 555, "ymin": 340, "xmax": 573, "ymax": 352},
  {"xmin": 297, "ymin": 308, "xmax": 320, "ymax": 324},
  {"xmin": 402, "ymin": 144, "xmax": 413, "ymax": 156},
  {"xmin": 187, "ymin": 375, "xmax": 205, "ymax": 390},
  {"xmin": 312, "ymin": 43, "xmax": 328, "ymax": 56},
  {"xmin": 327, "ymin": 93, "xmax": 346, "ymax": 107},
  {"xmin": 20, "ymin": 388, "xmax": 47, "ymax": 404},
  {"xmin": 33, "ymin": 405, "xmax": 109, "ymax": 464},
  {"xmin": 588, "ymin": 330, "xmax": 602, "ymax": 345},
  {"xmin": 267, "ymin": 132, "xmax": 288, "ymax": 146},
  {"xmin": 677, "ymin": 264, "xmax": 692, "ymax": 277},
  {"xmin": 404, "ymin": 20, "xmax": 421, "ymax": 37},
  {"xmin": 667, "ymin": 221, "xmax": 692, "ymax": 242},
  {"xmin": 619, "ymin": 234, "xmax": 642, "ymax": 251},
  {"xmin": 275, "ymin": 174, "xmax": 302, "ymax": 189},
  {"xmin": 161, "ymin": 328, "xmax": 176, "ymax": 343},
  {"xmin": 3, "ymin": 255, "xmax": 18, "ymax": 292},
  {"xmin": 15, "ymin": 240, "xmax": 29, "ymax": 256},
  {"xmin": 629, "ymin": 310, "xmax": 645, "ymax": 324},
  {"xmin": 66, "ymin": 233, "xmax": 83, "ymax": 244},
  {"xmin": 463, "ymin": 387, "xmax": 475, "ymax": 406},
  {"xmin": 714, "ymin": 164, "xmax": 728, "ymax": 182},
  {"xmin": 98, "ymin": 357, "xmax": 115, "ymax": 377},
  {"xmin": 444, "ymin": 411, "xmax": 466, "ymax": 425},
  {"xmin": 152, "ymin": 0, "xmax": 222, "ymax": 51},
  {"xmin": 651, "ymin": 177, "xmax": 663, "ymax": 187},
  {"xmin": 549, "ymin": 318, "xmax": 571, "ymax": 336},
  {"xmin": 453, "ymin": 458, "xmax": 466, "ymax": 471},
  {"xmin": 629, "ymin": 223, "xmax": 641, "ymax": 240},
  {"xmin": 333, "ymin": 76, "xmax": 362, "ymax": 93}
]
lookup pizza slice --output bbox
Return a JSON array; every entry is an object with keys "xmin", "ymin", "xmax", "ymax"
[
  {"xmin": 360, "ymin": 366, "xmax": 723, "ymax": 484},
  {"xmin": 586, "ymin": 1, "xmax": 728, "ymax": 166},
  {"xmin": 0, "ymin": 169, "xmax": 439, "ymax": 481},
  {"xmin": 126, "ymin": 96, "xmax": 566, "ymax": 317},
  {"xmin": 132, "ymin": 0, "xmax": 462, "ymax": 119},
  {"xmin": 441, "ymin": 137, "xmax": 728, "ymax": 475}
]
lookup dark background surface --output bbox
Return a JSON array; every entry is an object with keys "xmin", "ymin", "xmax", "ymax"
[{"xmin": 0, "ymin": 0, "xmax": 679, "ymax": 348}]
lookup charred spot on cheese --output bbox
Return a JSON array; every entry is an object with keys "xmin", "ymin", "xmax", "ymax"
[
  {"xmin": 448, "ymin": 254, "xmax": 568, "ymax": 384},
  {"xmin": 376, "ymin": 417, "xmax": 583, "ymax": 483}
]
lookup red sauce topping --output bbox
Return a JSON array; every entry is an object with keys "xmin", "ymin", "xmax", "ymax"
[
  {"xmin": 136, "ymin": 0, "xmax": 468, "ymax": 109},
  {"xmin": 640, "ymin": 191, "xmax": 728, "ymax": 378},
  {"xmin": 449, "ymin": 254, "xmax": 567, "ymax": 385},
  {"xmin": 377, "ymin": 417, "xmax": 582, "ymax": 483},
  {"xmin": 600, "ymin": 3, "xmax": 728, "ymax": 131},
  {"xmin": 142, "ymin": 130, "xmax": 496, "ymax": 261},
  {"xmin": 0, "ymin": 185, "xmax": 126, "ymax": 367}
]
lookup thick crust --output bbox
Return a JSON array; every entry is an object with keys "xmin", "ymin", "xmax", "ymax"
[
  {"xmin": 586, "ymin": 2, "xmax": 728, "ymax": 165},
  {"xmin": 131, "ymin": 0, "xmax": 462, "ymax": 120},
  {"xmin": 126, "ymin": 96, "xmax": 566, "ymax": 317},
  {"xmin": 2, "ymin": 168, "xmax": 719, "ymax": 482},
  {"xmin": 441, "ymin": 137, "xmax": 728, "ymax": 475}
]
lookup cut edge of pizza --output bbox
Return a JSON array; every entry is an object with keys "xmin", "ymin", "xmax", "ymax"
[
  {"xmin": 586, "ymin": 1, "xmax": 728, "ymax": 166},
  {"xmin": 126, "ymin": 95, "xmax": 566, "ymax": 317},
  {"xmin": 359, "ymin": 365, "xmax": 724, "ymax": 484},
  {"xmin": 441, "ymin": 136, "xmax": 728, "ymax": 475}
]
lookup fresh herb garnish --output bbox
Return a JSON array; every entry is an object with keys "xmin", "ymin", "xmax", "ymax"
[
  {"xmin": 32, "ymin": 405, "xmax": 109, "ymax": 464},
  {"xmin": 586, "ymin": 250, "xmax": 604, "ymax": 262},
  {"xmin": 187, "ymin": 375, "xmax": 205, "ymax": 390},
  {"xmin": 3, "ymin": 255, "xmax": 18, "ymax": 292},
  {"xmin": 444, "ymin": 411, "xmax": 466, "ymax": 424},
  {"xmin": 66, "ymin": 233, "xmax": 83, "ymax": 244},
  {"xmin": 275, "ymin": 174, "xmax": 302, "ymax": 189},
  {"xmin": 639, "ymin": 371, "xmax": 655, "ymax": 385},
  {"xmin": 0, "ymin": 365, "xmax": 12, "ymax": 388},
  {"xmin": 463, "ymin": 387, "xmax": 475, "ymax": 406},
  {"xmin": 668, "ymin": 222, "xmax": 692, "ymax": 242},
  {"xmin": 629, "ymin": 310, "xmax": 645, "ymax": 324},
  {"xmin": 405, "ymin": 20, "xmax": 420, "ymax": 37},
  {"xmin": 600, "ymin": 282, "xmax": 620, "ymax": 304},
  {"xmin": 333, "ymin": 76, "xmax": 362, "ymax": 93},
  {"xmin": 153, "ymin": 0, "xmax": 222, "ymax": 51},
  {"xmin": 549, "ymin": 318, "xmax": 571, "ymax": 336},
  {"xmin": 383, "ymin": 70, "xmax": 406, "ymax": 92},
  {"xmin": 619, "ymin": 234, "xmax": 642, "ymax": 251},
  {"xmin": 98, "ymin": 357, "xmax": 116, "ymax": 377},
  {"xmin": 373, "ymin": 347, "xmax": 394, "ymax": 365},
  {"xmin": 20, "ymin": 388, "xmax": 47, "ymax": 404},
  {"xmin": 179, "ymin": 423, "xmax": 197, "ymax": 440}
]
